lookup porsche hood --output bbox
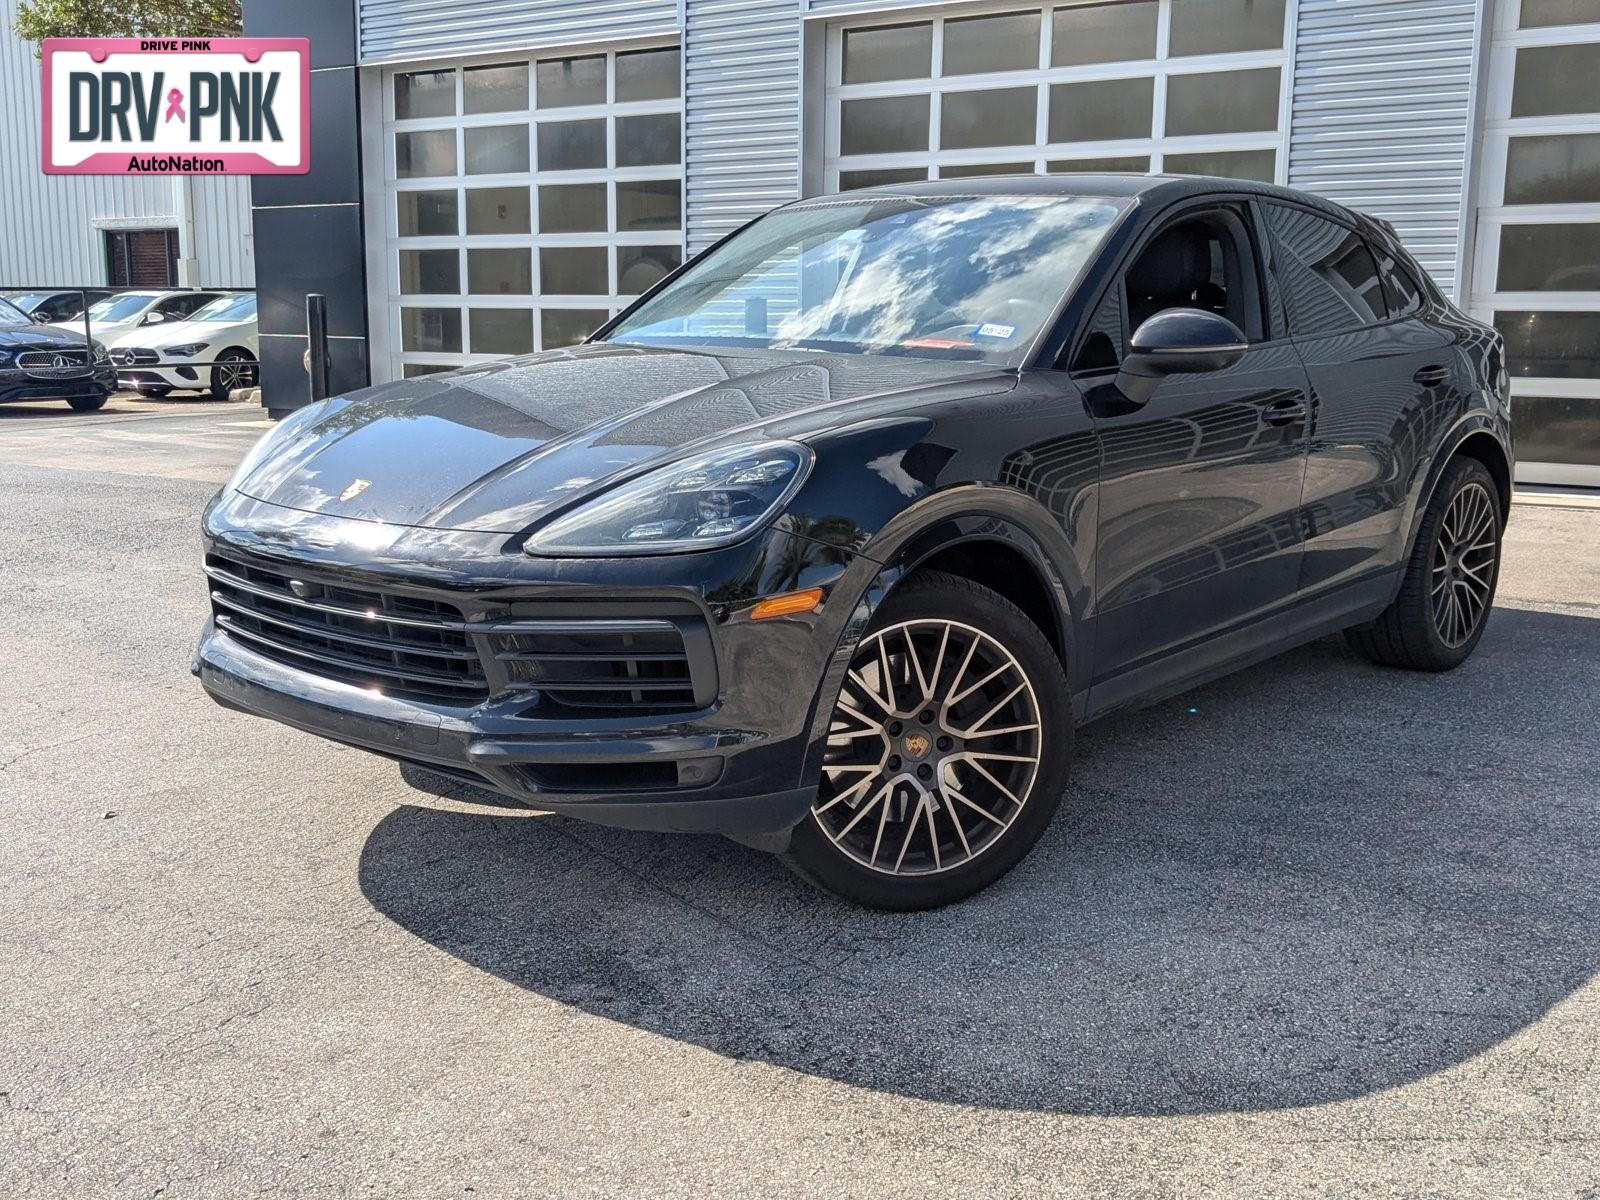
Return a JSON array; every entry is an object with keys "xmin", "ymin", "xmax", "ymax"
[{"xmin": 231, "ymin": 343, "xmax": 1013, "ymax": 535}]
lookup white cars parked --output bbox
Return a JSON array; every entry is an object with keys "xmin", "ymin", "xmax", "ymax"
[
  {"xmin": 51, "ymin": 289, "xmax": 227, "ymax": 343},
  {"xmin": 106, "ymin": 293, "xmax": 259, "ymax": 399}
]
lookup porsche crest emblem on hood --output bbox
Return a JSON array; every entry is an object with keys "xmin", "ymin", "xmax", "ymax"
[{"xmin": 339, "ymin": 479, "xmax": 371, "ymax": 502}]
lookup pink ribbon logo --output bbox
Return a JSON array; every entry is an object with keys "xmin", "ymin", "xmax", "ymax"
[{"xmin": 164, "ymin": 88, "xmax": 185, "ymax": 123}]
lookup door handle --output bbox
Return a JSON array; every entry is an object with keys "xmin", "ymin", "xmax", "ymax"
[
  {"xmin": 1413, "ymin": 364, "xmax": 1452, "ymax": 387},
  {"xmin": 1262, "ymin": 396, "xmax": 1307, "ymax": 426}
]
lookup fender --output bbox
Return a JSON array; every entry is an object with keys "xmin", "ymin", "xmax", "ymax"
[
  {"xmin": 794, "ymin": 483, "xmax": 1092, "ymax": 793},
  {"xmin": 1400, "ymin": 409, "xmax": 1514, "ymax": 564}
]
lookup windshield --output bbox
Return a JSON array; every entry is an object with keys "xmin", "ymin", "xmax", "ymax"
[
  {"xmin": 0, "ymin": 296, "xmax": 30, "ymax": 323},
  {"xmin": 87, "ymin": 293, "xmax": 158, "ymax": 322},
  {"xmin": 606, "ymin": 194, "xmax": 1125, "ymax": 362},
  {"xmin": 4, "ymin": 291, "xmax": 50, "ymax": 310},
  {"xmin": 190, "ymin": 293, "xmax": 256, "ymax": 322}
]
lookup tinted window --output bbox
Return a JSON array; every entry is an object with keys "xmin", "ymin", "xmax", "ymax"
[
  {"xmin": 1265, "ymin": 204, "xmax": 1388, "ymax": 334},
  {"xmin": 1372, "ymin": 246, "xmax": 1423, "ymax": 316},
  {"xmin": 1071, "ymin": 208, "xmax": 1259, "ymax": 372},
  {"xmin": 1071, "ymin": 286, "xmax": 1124, "ymax": 372}
]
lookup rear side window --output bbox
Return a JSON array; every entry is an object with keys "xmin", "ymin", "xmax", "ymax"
[
  {"xmin": 1264, "ymin": 203, "xmax": 1388, "ymax": 334},
  {"xmin": 1374, "ymin": 247, "xmax": 1423, "ymax": 317}
]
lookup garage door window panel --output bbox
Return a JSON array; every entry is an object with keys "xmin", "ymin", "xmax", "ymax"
[
  {"xmin": 464, "ymin": 64, "xmax": 528, "ymax": 114},
  {"xmin": 395, "ymin": 70, "xmax": 455, "ymax": 119},
  {"xmin": 827, "ymin": 1, "xmax": 1287, "ymax": 188},
  {"xmin": 538, "ymin": 120, "xmax": 607, "ymax": 171},
  {"xmin": 540, "ymin": 183, "xmax": 607, "ymax": 233},
  {"xmin": 396, "ymin": 130, "xmax": 455, "ymax": 178},
  {"xmin": 1051, "ymin": 1, "xmax": 1156, "ymax": 67},
  {"xmin": 943, "ymin": 11, "xmax": 1040, "ymax": 76},
  {"xmin": 465, "ymin": 125, "xmax": 530, "ymax": 175},
  {"xmin": 470, "ymin": 308, "xmax": 534, "ymax": 355},
  {"xmin": 943, "ymin": 87, "xmax": 1038, "ymax": 150},
  {"xmin": 1165, "ymin": 68, "xmax": 1281, "ymax": 137},
  {"xmin": 1504, "ymin": 133, "xmax": 1600, "ymax": 204},
  {"xmin": 401, "ymin": 308, "xmax": 462, "ymax": 353},
  {"xmin": 465, "ymin": 187, "xmax": 530, "ymax": 235},
  {"xmin": 1168, "ymin": 0, "xmax": 1286, "ymax": 57},
  {"xmin": 468, "ymin": 248, "xmax": 533, "ymax": 295},
  {"xmin": 844, "ymin": 23, "xmax": 932, "ymax": 83},
  {"xmin": 537, "ymin": 56, "xmax": 606, "ymax": 108},
  {"xmin": 1497, "ymin": 224, "xmax": 1600, "ymax": 291},
  {"xmin": 380, "ymin": 46, "xmax": 685, "ymax": 378},
  {"xmin": 398, "ymin": 190, "xmax": 458, "ymax": 236},
  {"xmin": 400, "ymin": 249, "xmax": 460, "ymax": 296},
  {"xmin": 1511, "ymin": 44, "xmax": 1600, "ymax": 118}
]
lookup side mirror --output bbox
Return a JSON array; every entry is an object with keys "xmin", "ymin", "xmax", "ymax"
[
  {"xmin": 31, "ymin": 311, "xmax": 51, "ymax": 324},
  {"xmin": 143, "ymin": 311, "xmax": 166, "ymax": 325},
  {"xmin": 1115, "ymin": 307, "xmax": 1247, "ymax": 406}
]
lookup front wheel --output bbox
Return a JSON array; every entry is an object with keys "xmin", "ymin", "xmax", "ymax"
[
  {"xmin": 67, "ymin": 394, "xmax": 108, "ymax": 412},
  {"xmin": 210, "ymin": 350, "xmax": 257, "ymax": 400},
  {"xmin": 1346, "ymin": 457, "xmax": 1503, "ymax": 671},
  {"xmin": 783, "ymin": 571, "xmax": 1071, "ymax": 910}
]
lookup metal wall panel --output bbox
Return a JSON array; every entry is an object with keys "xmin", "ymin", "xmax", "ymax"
[
  {"xmin": 0, "ymin": 0, "xmax": 255, "ymax": 288},
  {"xmin": 684, "ymin": 0, "xmax": 803, "ymax": 249},
  {"xmin": 359, "ymin": 0, "xmax": 681, "ymax": 64},
  {"xmin": 1288, "ymin": 0, "xmax": 1483, "ymax": 297},
  {"xmin": 190, "ymin": 176, "xmax": 257, "ymax": 287}
]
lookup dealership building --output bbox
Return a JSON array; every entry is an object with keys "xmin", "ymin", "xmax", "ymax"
[{"xmin": 2, "ymin": 0, "xmax": 1594, "ymax": 484}]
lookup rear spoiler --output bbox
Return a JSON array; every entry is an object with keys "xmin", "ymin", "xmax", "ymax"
[{"xmin": 1358, "ymin": 210, "xmax": 1400, "ymax": 240}]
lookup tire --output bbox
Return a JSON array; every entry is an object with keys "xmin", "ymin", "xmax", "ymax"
[
  {"xmin": 782, "ymin": 570, "xmax": 1072, "ymax": 910},
  {"xmin": 67, "ymin": 394, "xmax": 107, "ymax": 413},
  {"xmin": 136, "ymin": 385, "xmax": 171, "ymax": 398},
  {"xmin": 1345, "ymin": 457, "xmax": 1503, "ymax": 671},
  {"xmin": 209, "ymin": 350, "xmax": 256, "ymax": 400}
]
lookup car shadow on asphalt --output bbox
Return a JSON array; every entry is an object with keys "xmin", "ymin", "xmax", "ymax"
[{"xmin": 357, "ymin": 606, "xmax": 1599, "ymax": 1115}]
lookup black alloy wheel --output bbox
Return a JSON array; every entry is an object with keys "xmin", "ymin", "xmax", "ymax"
[
  {"xmin": 210, "ymin": 350, "xmax": 257, "ymax": 400},
  {"xmin": 783, "ymin": 571, "xmax": 1071, "ymax": 909},
  {"xmin": 1346, "ymin": 456, "xmax": 1503, "ymax": 671}
]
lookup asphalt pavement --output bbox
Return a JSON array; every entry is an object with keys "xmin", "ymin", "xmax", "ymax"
[{"xmin": 1, "ymin": 399, "xmax": 1597, "ymax": 1197}]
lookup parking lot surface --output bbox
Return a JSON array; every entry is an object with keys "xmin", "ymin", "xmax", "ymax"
[{"xmin": 2, "ymin": 401, "xmax": 1597, "ymax": 1197}]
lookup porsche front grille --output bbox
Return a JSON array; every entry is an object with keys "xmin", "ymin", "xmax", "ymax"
[{"xmin": 204, "ymin": 552, "xmax": 712, "ymax": 715}]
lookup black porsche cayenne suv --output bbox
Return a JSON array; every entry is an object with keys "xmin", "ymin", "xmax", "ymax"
[{"xmin": 195, "ymin": 175, "xmax": 1512, "ymax": 909}]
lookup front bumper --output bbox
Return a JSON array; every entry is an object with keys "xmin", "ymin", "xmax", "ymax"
[
  {"xmin": 0, "ymin": 364, "xmax": 115, "ymax": 404},
  {"xmin": 117, "ymin": 363, "xmax": 207, "ymax": 390},
  {"xmin": 193, "ymin": 492, "xmax": 881, "ymax": 838}
]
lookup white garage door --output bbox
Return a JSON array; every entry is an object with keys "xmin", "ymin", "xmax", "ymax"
[
  {"xmin": 1469, "ymin": 0, "xmax": 1600, "ymax": 486},
  {"xmin": 823, "ymin": 0, "xmax": 1289, "ymax": 190},
  {"xmin": 376, "ymin": 45, "xmax": 684, "ymax": 381}
]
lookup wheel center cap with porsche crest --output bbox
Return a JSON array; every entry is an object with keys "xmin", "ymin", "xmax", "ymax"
[{"xmin": 901, "ymin": 731, "xmax": 932, "ymax": 761}]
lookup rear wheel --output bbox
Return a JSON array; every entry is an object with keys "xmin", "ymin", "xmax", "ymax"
[
  {"xmin": 1346, "ymin": 457, "xmax": 1502, "ymax": 671},
  {"xmin": 67, "ymin": 394, "xmax": 107, "ymax": 412},
  {"xmin": 783, "ymin": 571, "xmax": 1071, "ymax": 910},
  {"xmin": 136, "ymin": 385, "xmax": 171, "ymax": 398},
  {"xmin": 210, "ymin": 350, "xmax": 256, "ymax": 399}
]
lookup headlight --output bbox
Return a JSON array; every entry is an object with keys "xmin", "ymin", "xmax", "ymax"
[
  {"xmin": 0, "ymin": 349, "xmax": 12, "ymax": 367},
  {"xmin": 91, "ymin": 343, "xmax": 108, "ymax": 363},
  {"xmin": 166, "ymin": 342, "xmax": 209, "ymax": 358},
  {"xmin": 526, "ymin": 441, "xmax": 813, "ymax": 556}
]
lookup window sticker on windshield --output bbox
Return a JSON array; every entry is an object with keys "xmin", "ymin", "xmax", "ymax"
[{"xmin": 977, "ymin": 322, "xmax": 1017, "ymax": 340}]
